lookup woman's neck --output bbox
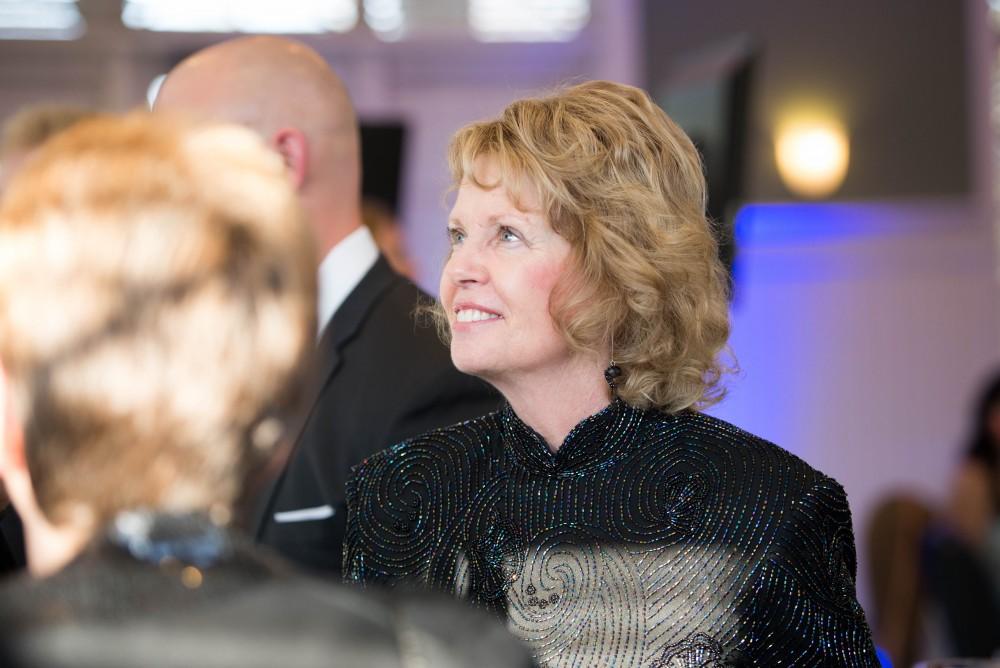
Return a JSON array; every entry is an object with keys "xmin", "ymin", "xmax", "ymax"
[{"xmin": 492, "ymin": 355, "xmax": 611, "ymax": 453}]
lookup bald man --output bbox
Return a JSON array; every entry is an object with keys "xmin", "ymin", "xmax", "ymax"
[{"xmin": 155, "ymin": 37, "xmax": 498, "ymax": 576}]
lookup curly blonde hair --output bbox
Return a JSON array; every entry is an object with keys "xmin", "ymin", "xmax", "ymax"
[{"xmin": 440, "ymin": 80, "xmax": 732, "ymax": 413}]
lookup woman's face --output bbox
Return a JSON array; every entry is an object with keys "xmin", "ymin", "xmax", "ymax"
[{"xmin": 440, "ymin": 158, "xmax": 574, "ymax": 387}]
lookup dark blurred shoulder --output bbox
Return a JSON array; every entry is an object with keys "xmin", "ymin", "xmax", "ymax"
[{"xmin": 0, "ymin": 537, "xmax": 532, "ymax": 668}]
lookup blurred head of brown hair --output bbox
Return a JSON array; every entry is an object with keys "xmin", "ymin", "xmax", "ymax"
[
  {"xmin": 0, "ymin": 113, "xmax": 316, "ymax": 527},
  {"xmin": 1, "ymin": 105, "xmax": 97, "ymax": 156},
  {"xmin": 1, "ymin": 105, "xmax": 98, "ymax": 194}
]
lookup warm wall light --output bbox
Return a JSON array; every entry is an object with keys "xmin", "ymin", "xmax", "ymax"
[{"xmin": 774, "ymin": 116, "xmax": 850, "ymax": 199}]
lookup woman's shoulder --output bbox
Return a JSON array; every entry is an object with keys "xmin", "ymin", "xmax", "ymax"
[
  {"xmin": 661, "ymin": 409, "xmax": 840, "ymax": 494},
  {"xmin": 344, "ymin": 411, "xmax": 507, "ymax": 584},
  {"xmin": 349, "ymin": 411, "xmax": 505, "ymax": 483},
  {"xmin": 662, "ymin": 411, "xmax": 867, "ymax": 613}
]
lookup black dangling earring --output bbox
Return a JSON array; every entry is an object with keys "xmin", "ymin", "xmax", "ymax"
[{"xmin": 604, "ymin": 332, "xmax": 622, "ymax": 394}]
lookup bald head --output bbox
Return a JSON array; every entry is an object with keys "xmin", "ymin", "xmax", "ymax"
[{"xmin": 155, "ymin": 37, "xmax": 361, "ymax": 256}]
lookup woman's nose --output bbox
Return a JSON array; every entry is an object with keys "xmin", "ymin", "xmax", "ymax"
[{"xmin": 444, "ymin": 246, "xmax": 489, "ymax": 286}]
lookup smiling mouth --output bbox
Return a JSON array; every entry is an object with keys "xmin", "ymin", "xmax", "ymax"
[{"xmin": 455, "ymin": 308, "xmax": 502, "ymax": 323}]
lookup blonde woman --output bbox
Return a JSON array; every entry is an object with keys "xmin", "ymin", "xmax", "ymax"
[{"xmin": 344, "ymin": 81, "xmax": 878, "ymax": 666}]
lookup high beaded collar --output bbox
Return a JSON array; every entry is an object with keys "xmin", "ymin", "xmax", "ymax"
[{"xmin": 500, "ymin": 398, "xmax": 647, "ymax": 475}]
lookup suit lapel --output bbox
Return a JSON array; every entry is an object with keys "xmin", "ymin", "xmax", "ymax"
[
  {"xmin": 313, "ymin": 256, "xmax": 397, "ymax": 398},
  {"xmin": 253, "ymin": 256, "xmax": 399, "ymax": 538}
]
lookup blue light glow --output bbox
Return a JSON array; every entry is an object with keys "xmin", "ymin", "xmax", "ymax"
[
  {"xmin": 708, "ymin": 201, "xmax": 944, "ymax": 455},
  {"xmin": 733, "ymin": 201, "xmax": 939, "ymax": 247}
]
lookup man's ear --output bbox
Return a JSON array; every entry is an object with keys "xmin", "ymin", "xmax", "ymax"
[{"xmin": 272, "ymin": 128, "xmax": 309, "ymax": 191}]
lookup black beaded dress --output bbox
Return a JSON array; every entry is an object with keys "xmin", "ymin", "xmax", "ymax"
[{"xmin": 344, "ymin": 400, "xmax": 879, "ymax": 667}]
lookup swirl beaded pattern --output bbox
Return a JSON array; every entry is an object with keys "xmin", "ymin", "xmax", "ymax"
[{"xmin": 344, "ymin": 400, "xmax": 879, "ymax": 667}]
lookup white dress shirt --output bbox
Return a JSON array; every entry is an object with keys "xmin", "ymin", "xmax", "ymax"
[{"xmin": 316, "ymin": 225, "xmax": 380, "ymax": 337}]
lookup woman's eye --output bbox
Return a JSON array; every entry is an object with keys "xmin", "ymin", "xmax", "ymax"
[
  {"xmin": 448, "ymin": 228, "xmax": 465, "ymax": 245},
  {"xmin": 499, "ymin": 226, "xmax": 520, "ymax": 243}
]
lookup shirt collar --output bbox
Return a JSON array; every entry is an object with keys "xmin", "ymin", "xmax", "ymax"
[
  {"xmin": 316, "ymin": 225, "xmax": 380, "ymax": 337},
  {"xmin": 501, "ymin": 399, "xmax": 648, "ymax": 475}
]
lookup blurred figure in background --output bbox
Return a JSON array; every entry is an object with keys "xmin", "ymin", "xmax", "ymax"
[
  {"xmin": 864, "ymin": 372, "xmax": 1000, "ymax": 664},
  {"xmin": 0, "ymin": 104, "xmax": 96, "ymax": 194},
  {"xmin": 866, "ymin": 492, "xmax": 935, "ymax": 667},
  {"xmin": 927, "ymin": 370, "xmax": 1000, "ymax": 657},
  {"xmin": 155, "ymin": 37, "xmax": 498, "ymax": 576},
  {"xmin": 0, "ymin": 113, "xmax": 531, "ymax": 668},
  {"xmin": 0, "ymin": 103, "xmax": 97, "ymax": 576},
  {"xmin": 950, "ymin": 371, "xmax": 1000, "ymax": 581}
]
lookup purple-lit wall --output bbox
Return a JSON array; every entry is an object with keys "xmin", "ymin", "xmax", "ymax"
[{"xmin": 710, "ymin": 198, "xmax": 1000, "ymax": 612}]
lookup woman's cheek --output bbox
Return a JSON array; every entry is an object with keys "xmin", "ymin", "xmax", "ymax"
[
  {"xmin": 517, "ymin": 261, "xmax": 565, "ymax": 328},
  {"xmin": 525, "ymin": 258, "xmax": 565, "ymax": 294}
]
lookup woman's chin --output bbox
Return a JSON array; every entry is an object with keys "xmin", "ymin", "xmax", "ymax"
[
  {"xmin": 449, "ymin": 351, "xmax": 499, "ymax": 382},
  {"xmin": 451, "ymin": 357, "xmax": 489, "ymax": 379}
]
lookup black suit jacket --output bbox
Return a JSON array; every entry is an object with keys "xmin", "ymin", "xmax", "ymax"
[{"xmin": 255, "ymin": 256, "xmax": 499, "ymax": 575}]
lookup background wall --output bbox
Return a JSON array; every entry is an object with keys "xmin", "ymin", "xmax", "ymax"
[{"xmin": 718, "ymin": 197, "xmax": 1000, "ymax": 613}]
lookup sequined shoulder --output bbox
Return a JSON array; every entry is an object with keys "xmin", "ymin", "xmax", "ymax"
[
  {"xmin": 668, "ymin": 409, "xmax": 831, "ymax": 488},
  {"xmin": 354, "ymin": 410, "xmax": 505, "ymax": 473},
  {"xmin": 343, "ymin": 411, "xmax": 506, "ymax": 584},
  {"xmin": 659, "ymin": 412, "xmax": 875, "ymax": 663}
]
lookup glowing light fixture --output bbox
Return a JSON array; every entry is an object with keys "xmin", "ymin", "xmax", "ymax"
[
  {"xmin": 774, "ymin": 113, "xmax": 850, "ymax": 199},
  {"xmin": 469, "ymin": 0, "xmax": 589, "ymax": 42},
  {"xmin": 363, "ymin": 0, "xmax": 405, "ymax": 41},
  {"xmin": 122, "ymin": 0, "xmax": 358, "ymax": 34},
  {"xmin": 0, "ymin": 0, "xmax": 84, "ymax": 40}
]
